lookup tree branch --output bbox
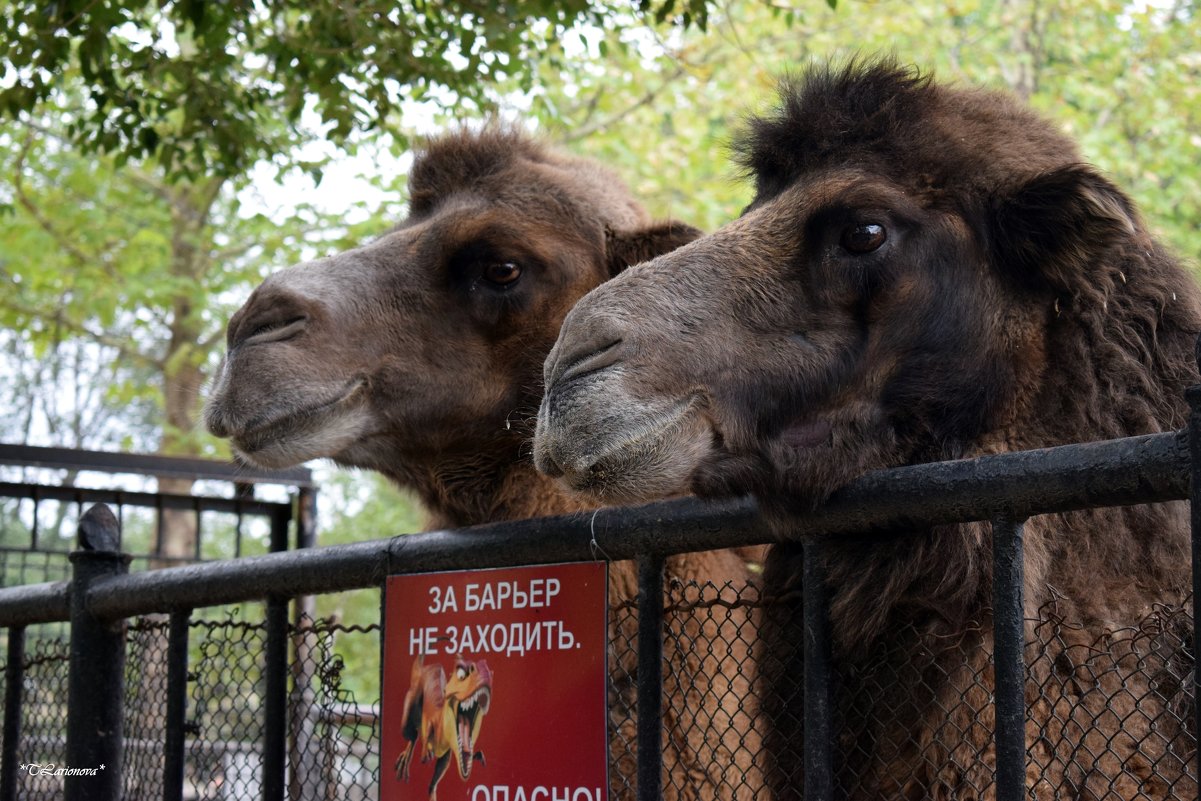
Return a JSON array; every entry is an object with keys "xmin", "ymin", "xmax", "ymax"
[
  {"xmin": 198, "ymin": 327, "xmax": 229, "ymax": 353},
  {"xmin": 555, "ymin": 61, "xmax": 690, "ymax": 145},
  {"xmin": 0, "ymin": 296, "xmax": 165, "ymax": 370},
  {"xmin": 12, "ymin": 131, "xmax": 97, "ymax": 270},
  {"xmin": 125, "ymin": 167, "xmax": 177, "ymax": 206}
]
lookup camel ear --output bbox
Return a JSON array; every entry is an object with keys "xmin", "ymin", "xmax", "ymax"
[
  {"xmin": 991, "ymin": 165, "xmax": 1138, "ymax": 289},
  {"xmin": 605, "ymin": 221, "xmax": 702, "ymax": 277}
]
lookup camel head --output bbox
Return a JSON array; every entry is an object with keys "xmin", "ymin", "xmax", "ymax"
[
  {"xmin": 534, "ymin": 60, "xmax": 1193, "ymax": 514},
  {"xmin": 205, "ymin": 128, "xmax": 699, "ymax": 503}
]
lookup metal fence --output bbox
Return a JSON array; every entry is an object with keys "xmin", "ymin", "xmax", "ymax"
[
  {"xmin": 0, "ymin": 444, "xmax": 318, "ymax": 800},
  {"xmin": 0, "ymin": 420, "xmax": 1197, "ymax": 800},
  {"xmin": 0, "ymin": 443, "xmax": 317, "ymax": 584}
]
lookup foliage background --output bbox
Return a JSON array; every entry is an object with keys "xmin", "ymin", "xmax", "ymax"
[{"xmin": 1, "ymin": 0, "xmax": 1198, "ymax": 698}]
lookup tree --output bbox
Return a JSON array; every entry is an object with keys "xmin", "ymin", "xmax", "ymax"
[
  {"xmin": 0, "ymin": 87, "xmax": 403, "ymax": 558},
  {"xmin": 0, "ymin": 1, "xmax": 713, "ymax": 460},
  {"xmin": 528, "ymin": 0, "xmax": 1201, "ymax": 261},
  {"xmin": 1, "ymin": 0, "xmax": 712, "ymax": 180}
]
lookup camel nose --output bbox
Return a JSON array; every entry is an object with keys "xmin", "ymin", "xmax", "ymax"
[
  {"xmin": 544, "ymin": 313, "xmax": 629, "ymax": 392},
  {"xmin": 227, "ymin": 289, "xmax": 311, "ymax": 350},
  {"xmin": 535, "ymin": 448, "xmax": 566, "ymax": 478}
]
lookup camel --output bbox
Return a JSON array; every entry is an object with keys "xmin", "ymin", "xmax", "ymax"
[
  {"xmin": 534, "ymin": 60, "xmax": 1199, "ymax": 800},
  {"xmin": 205, "ymin": 127, "xmax": 763, "ymax": 800}
]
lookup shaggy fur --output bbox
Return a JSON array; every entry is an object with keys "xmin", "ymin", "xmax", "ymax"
[
  {"xmin": 535, "ymin": 59, "xmax": 1200, "ymax": 799},
  {"xmin": 205, "ymin": 127, "xmax": 762, "ymax": 800}
]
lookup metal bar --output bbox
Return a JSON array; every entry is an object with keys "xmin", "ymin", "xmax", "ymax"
[
  {"xmin": 636, "ymin": 554, "xmax": 664, "ymax": 801},
  {"xmin": 0, "ymin": 482, "xmax": 292, "ymax": 518},
  {"xmin": 1, "ymin": 626, "xmax": 26, "ymax": 801},
  {"xmin": 115, "ymin": 494, "xmax": 125, "ymax": 545},
  {"xmin": 163, "ymin": 609, "xmax": 191, "ymax": 801},
  {"xmin": 0, "ymin": 443, "xmax": 314, "ymax": 487},
  {"xmin": 0, "ymin": 430, "xmax": 1189, "ymax": 626},
  {"xmin": 288, "ymin": 486, "xmax": 319, "ymax": 801},
  {"xmin": 1187, "ymin": 383, "xmax": 1201, "ymax": 780},
  {"xmin": 297, "ymin": 487, "xmax": 318, "ymax": 550},
  {"xmin": 271, "ymin": 508, "xmax": 291, "ymax": 553},
  {"xmin": 65, "ymin": 504, "xmax": 130, "ymax": 801},
  {"xmin": 812, "ymin": 429, "xmax": 1189, "ymax": 530},
  {"xmin": 234, "ymin": 480, "xmax": 252, "ymax": 561},
  {"xmin": 235, "ymin": 505, "xmax": 245, "ymax": 561},
  {"xmin": 76, "ymin": 499, "xmax": 755, "ymax": 622},
  {"xmin": 0, "ymin": 581, "xmax": 68, "ymax": 626},
  {"xmin": 262, "ymin": 510, "xmax": 291, "ymax": 801},
  {"xmin": 992, "ymin": 516, "xmax": 1027, "ymax": 801},
  {"xmin": 193, "ymin": 499, "xmax": 203, "ymax": 562},
  {"xmin": 154, "ymin": 494, "xmax": 165, "ymax": 558},
  {"xmin": 29, "ymin": 488, "xmax": 38, "ymax": 551},
  {"xmin": 264, "ymin": 598, "xmax": 289, "ymax": 801},
  {"xmin": 802, "ymin": 539, "xmax": 833, "ymax": 801}
]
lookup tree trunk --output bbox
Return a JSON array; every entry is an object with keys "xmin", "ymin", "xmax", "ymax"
[
  {"xmin": 152, "ymin": 175, "xmax": 226, "ymax": 566},
  {"xmin": 131, "ymin": 180, "xmax": 225, "ymax": 796}
]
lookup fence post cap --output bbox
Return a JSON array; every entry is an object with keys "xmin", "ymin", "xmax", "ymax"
[{"xmin": 78, "ymin": 503, "xmax": 120, "ymax": 552}]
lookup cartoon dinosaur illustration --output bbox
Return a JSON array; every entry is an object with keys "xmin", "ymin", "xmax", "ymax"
[{"xmin": 395, "ymin": 653, "xmax": 493, "ymax": 800}]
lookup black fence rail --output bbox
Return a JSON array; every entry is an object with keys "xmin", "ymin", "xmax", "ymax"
[
  {"xmin": 0, "ymin": 423, "xmax": 1196, "ymax": 800},
  {"xmin": 0, "ymin": 443, "xmax": 316, "ymax": 583}
]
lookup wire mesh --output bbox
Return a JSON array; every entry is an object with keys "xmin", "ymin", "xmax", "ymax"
[
  {"xmin": 188, "ymin": 613, "xmax": 271, "ymax": 799},
  {"xmin": 652, "ymin": 583, "xmax": 1195, "ymax": 801},
  {"xmin": 658, "ymin": 577, "xmax": 764, "ymax": 801},
  {"xmin": 123, "ymin": 618, "xmax": 171, "ymax": 799},
  {"xmin": 609, "ymin": 593, "xmax": 640, "ymax": 800},
  {"xmin": 0, "ymin": 584, "xmax": 1194, "ymax": 800},
  {"xmin": 758, "ymin": 593, "xmax": 1197, "ymax": 801},
  {"xmin": 5, "ymin": 627, "xmax": 71, "ymax": 801}
]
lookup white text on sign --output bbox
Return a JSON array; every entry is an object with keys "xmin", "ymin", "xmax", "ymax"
[
  {"xmin": 409, "ymin": 620, "xmax": 580, "ymax": 657},
  {"xmin": 426, "ymin": 578, "xmax": 562, "ymax": 614}
]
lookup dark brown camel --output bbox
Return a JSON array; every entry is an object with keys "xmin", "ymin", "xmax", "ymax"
[
  {"xmin": 204, "ymin": 128, "xmax": 763, "ymax": 800},
  {"xmin": 535, "ymin": 61, "xmax": 1200, "ymax": 800}
]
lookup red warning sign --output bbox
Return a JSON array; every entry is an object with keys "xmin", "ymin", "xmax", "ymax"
[{"xmin": 382, "ymin": 562, "xmax": 608, "ymax": 801}]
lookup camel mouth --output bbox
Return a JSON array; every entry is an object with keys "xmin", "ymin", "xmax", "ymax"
[
  {"xmin": 454, "ymin": 687, "xmax": 491, "ymax": 778},
  {"xmin": 545, "ymin": 392, "xmax": 711, "ymax": 504},
  {"xmin": 229, "ymin": 378, "xmax": 368, "ymax": 466}
]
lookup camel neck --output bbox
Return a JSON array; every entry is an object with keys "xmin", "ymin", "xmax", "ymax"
[{"xmin": 403, "ymin": 458, "xmax": 592, "ymax": 532}]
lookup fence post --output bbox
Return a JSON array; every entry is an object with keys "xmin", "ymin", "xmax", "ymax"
[
  {"xmin": 263, "ymin": 507, "xmax": 292, "ymax": 801},
  {"xmin": 163, "ymin": 608, "xmax": 192, "ymax": 801},
  {"xmin": 636, "ymin": 554, "xmax": 664, "ymax": 801},
  {"xmin": 991, "ymin": 516, "xmax": 1027, "ymax": 801},
  {"xmin": 1186, "ymin": 345, "xmax": 1201, "ymax": 779},
  {"xmin": 289, "ymin": 486, "xmax": 320, "ymax": 801},
  {"xmin": 802, "ymin": 538, "xmax": 833, "ymax": 801},
  {"xmin": 65, "ymin": 504, "xmax": 130, "ymax": 801},
  {"xmin": 1, "ymin": 626, "xmax": 26, "ymax": 801}
]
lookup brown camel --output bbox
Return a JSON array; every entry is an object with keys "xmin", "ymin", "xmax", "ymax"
[
  {"xmin": 535, "ymin": 60, "xmax": 1199, "ymax": 800},
  {"xmin": 204, "ymin": 128, "xmax": 763, "ymax": 800}
]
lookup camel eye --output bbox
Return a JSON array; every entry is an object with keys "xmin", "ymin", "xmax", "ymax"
[
  {"xmin": 840, "ymin": 223, "xmax": 887, "ymax": 254},
  {"xmin": 483, "ymin": 262, "xmax": 522, "ymax": 286}
]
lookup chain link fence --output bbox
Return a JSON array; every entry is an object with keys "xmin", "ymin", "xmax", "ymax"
[
  {"xmin": 6, "ymin": 630, "xmax": 69, "ymax": 801},
  {"xmin": 816, "ymin": 598, "xmax": 1196, "ymax": 801},
  {"xmin": 0, "ymin": 578, "xmax": 1193, "ymax": 800}
]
